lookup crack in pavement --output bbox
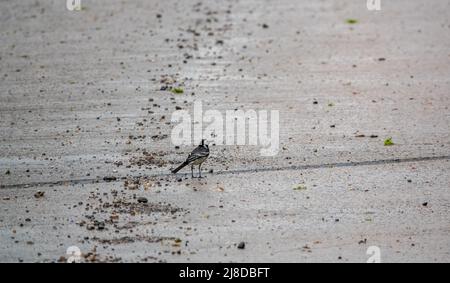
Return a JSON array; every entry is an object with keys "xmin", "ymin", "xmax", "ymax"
[{"xmin": 1, "ymin": 155, "xmax": 449, "ymax": 190}]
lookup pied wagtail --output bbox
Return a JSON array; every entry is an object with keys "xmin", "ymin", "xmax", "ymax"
[{"xmin": 171, "ymin": 139, "xmax": 209, "ymax": 178}]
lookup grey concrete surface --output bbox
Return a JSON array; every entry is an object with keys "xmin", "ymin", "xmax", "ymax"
[{"xmin": 0, "ymin": 0, "xmax": 449, "ymax": 262}]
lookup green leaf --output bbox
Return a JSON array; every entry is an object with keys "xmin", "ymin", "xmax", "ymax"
[
  {"xmin": 384, "ymin": 137, "xmax": 394, "ymax": 146},
  {"xmin": 293, "ymin": 185, "xmax": 307, "ymax": 191},
  {"xmin": 171, "ymin": 87, "xmax": 184, "ymax": 94},
  {"xmin": 346, "ymin": 19, "xmax": 358, "ymax": 24}
]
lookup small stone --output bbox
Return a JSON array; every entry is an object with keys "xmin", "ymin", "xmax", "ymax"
[
  {"xmin": 127, "ymin": 183, "xmax": 139, "ymax": 190},
  {"xmin": 34, "ymin": 191, "xmax": 45, "ymax": 198},
  {"xmin": 103, "ymin": 176, "xmax": 117, "ymax": 182},
  {"xmin": 237, "ymin": 242, "xmax": 245, "ymax": 249},
  {"xmin": 422, "ymin": 202, "xmax": 428, "ymax": 207},
  {"xmin": 97, "ymin": 222, "xmax": 105, "ymax": 230},
  {"xmin": 137, "ymin": 197, "xmax": 148, "ymax": 204}
]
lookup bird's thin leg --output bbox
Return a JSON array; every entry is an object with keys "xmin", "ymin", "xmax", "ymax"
[
  {"xmin": 198, "ymin": 164, "xmax": 202, "ymax": 178},
  {"xmin": 191, "ymin": 165, "xmax": 194, "ymax": 178}
]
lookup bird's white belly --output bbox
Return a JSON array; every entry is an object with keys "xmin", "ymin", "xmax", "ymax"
[{"xmin": 191, "ymin": 156, "xmax": 207, "ymax": 165}]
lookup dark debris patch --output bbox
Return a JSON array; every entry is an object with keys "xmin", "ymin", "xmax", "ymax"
[
  {"xmin": 129, "ymin": 151, "xmax": 167, "ymax": 168},
  {"xmin": 92, "ymin": 235, "xmax": 176, "ymax": 245},
  {"xmin": 102, "ymin": 199, "xmax": 183, "ymax": 216}
]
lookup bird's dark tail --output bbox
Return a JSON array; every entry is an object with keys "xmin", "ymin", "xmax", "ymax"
[{"xmin": 171, "ymin": 161, "xmax": 189, "ymax": 174}]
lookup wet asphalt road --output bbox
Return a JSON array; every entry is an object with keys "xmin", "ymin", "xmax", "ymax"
[{"xmin": 1, "ymin": 0, "xmax": 449, "ymax": 262}]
